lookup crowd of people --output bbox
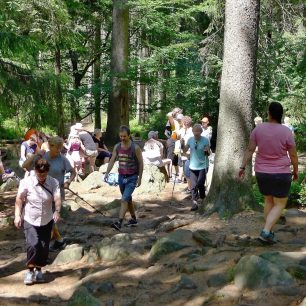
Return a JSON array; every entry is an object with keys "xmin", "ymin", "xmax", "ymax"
[{"xmin": 11, "ymin": 102, "xmax": 299, "ymax": 285}]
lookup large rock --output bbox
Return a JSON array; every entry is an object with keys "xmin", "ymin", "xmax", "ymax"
[
  {"xmin": 67, "ymin": 286, "xmax": 101, "ymax": 306},
  {"xmin": 192, "ymin": 230, "xmax": 213, "ymax": 247},
  {"xmin": 80, "ymin": 171, "xmax": 103, "ymax": 191},
  {"xmin": 100, "ymin": 163, "xmax": 166, "ymax": 195},
  {"xmin": 157, "ymin": 217, "xmax": 194, "ymax": 233},
  {"xmin": 234, "ymin": 255, "xmax": 295, "ymax": 289},
  {"xmin": 134, "ymin": 164, "xmax": 166, "ymax": 195},
  {"xmin": 149, "ymin": 229, "xmax": 194, "ymax": 262},
  {"xmin": 53, "ymin": 244, "xmax": 84, "ymax": 265},
  {"xmin": 96, "ymin": 233, "xmax": 141, "ymax": 261}
]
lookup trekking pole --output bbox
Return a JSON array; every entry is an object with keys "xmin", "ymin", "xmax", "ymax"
[{"xmin": 67, "ymin": 187, "xmax": 106, "ymax": 216}]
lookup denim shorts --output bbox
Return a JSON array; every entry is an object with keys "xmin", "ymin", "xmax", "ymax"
[{"xmin": 118, "ymin": 174, "xmax": 138, "ymax": 202}]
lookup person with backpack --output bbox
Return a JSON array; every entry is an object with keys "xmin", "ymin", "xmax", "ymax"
[{"xmin": 104, "ymin": 125, "xmax": 143, "ymax": 231}]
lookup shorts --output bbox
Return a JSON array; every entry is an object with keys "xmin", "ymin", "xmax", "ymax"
[
  {"xmin": 97, "ymin": 151, "xmax": 112, "ymax": 160},
  {"xmin": 85, "ymin": 149, "xmax": 98, "ymax": 157},
  {"xmin": 256, "ymin": 172, "xmax": 292, "ymax": 198},
  {"xmin": 118, "ymin": 174, "xmax": 138, "ymax": 202}
]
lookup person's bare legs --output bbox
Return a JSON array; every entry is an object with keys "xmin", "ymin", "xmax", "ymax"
[
  {"xmin": 263, "ymin": 195, "xmax": 274, "ymax": 219},
  {"xmin": 119, "ymin": 200, "xmax": 129, "ymax": 219},
  {"xmin": 89, "ymin": 156, "xmax": 96, "ymax": 173},
  {"xmin": 263, "ymin": 197, "xmax": 287, "ymax": 232},
  {"xmin": 127, "ymin": 200, "xmax": 136, "ymax": 218}
]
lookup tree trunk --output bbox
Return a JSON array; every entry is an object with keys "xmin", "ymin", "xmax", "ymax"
[
  {"xmin": 202, "ymin": 0, "xmax": 260, "ymax": 217},
  {"xmin": 106, "ymin": 0, "xmax": 129, "ymax": 144},
  {"xmin": 93, "ymin": 20, "xmax": 102, "ymax": 129},
  {"xmin": 54, "ymin": 46, "xmax": 65, "ymax": 137}
]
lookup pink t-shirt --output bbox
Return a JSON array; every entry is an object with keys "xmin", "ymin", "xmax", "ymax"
[{"xmin": 250, "ymin": 122, "xmax": 295, "ymax": 174}]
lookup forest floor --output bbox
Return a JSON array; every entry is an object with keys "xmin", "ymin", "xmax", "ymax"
[{"xmin": 0, "ymin": 170, "xmax": 306, "ymax": 306}]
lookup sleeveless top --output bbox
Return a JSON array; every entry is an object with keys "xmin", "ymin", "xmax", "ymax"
[{"xmin": 117, "ymin": 144, "xmax": 138, "ymax": 175}]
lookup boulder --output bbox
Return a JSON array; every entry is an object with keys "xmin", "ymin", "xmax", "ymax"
[
  {"xmin": 234, "ymin": 255, "xmax": 295, "ymax": 289},
  {"xmin": 134, "ymin": 164, "xmax": 166, "ymax": 195},
  {"xmin": 67, "ymin": 286, "xmax": 101, "ymax": 306},
  {"xmin": 80, "ymin": 171, "xmax": 103, "ymax": 191},
  {"xmin": 207, "ymin": 274, "xmax": 229, "ymax": 287},
  {"xmin": 53, "ymin": 244, "xmax": 84, "ymax": 265},
  {"xmin": 144, "ymin": 216, "xmax": 171, "ymax": 230},
  {"xmin": 149, "ymin": 229, "xmax": 194, "ymax": 262},
  {"xmin": 96, "ymin": 233, "xmax": 141, "ymax": 261},
  {"xmin": 62, "ymin": 200, "xmax": 80, "ymax": 212},
  {"xmin": 99, "ymin": 162, "xmax": 119, "ymax": 174}
]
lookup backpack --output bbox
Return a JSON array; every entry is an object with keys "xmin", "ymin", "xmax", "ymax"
[{"xmin": 115, "ymin": 141, "xmax": 139, "ymax": 174}]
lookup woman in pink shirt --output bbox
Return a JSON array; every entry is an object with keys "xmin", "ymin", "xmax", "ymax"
[{"xmin": 239, "ymin": 102, "xmax": 298, "ymax": 244}]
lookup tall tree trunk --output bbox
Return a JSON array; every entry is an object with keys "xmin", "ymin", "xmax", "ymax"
[
  {"xmin": 54, "ymin": 46, "xmax": 65, "ymax": 137},
  {"xmin": 106, "ymin": 0, "xmax": 129, "ymax": 144},
  {"xmin": 136, "ymin": 40, "xmax": 148, "ymax": 124},
  {"xmin": 93, "ymin": 20, "xmax": 102, "ymax": 129},
  {"xmin": 202, "ymin": 0, "xmax": 260, "ymax": 216}
]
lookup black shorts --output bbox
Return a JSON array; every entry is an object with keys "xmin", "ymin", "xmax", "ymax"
[{"xmin": 256, "ymin": 172, "xmax": 292, "ymax": 198}]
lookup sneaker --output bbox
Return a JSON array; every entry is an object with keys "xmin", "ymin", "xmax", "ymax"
[
  {"xmin": 111, "ymin": 221, "xmax": 121, "ymax": 231},
  {"xmin": 24, "ymin": 271, "xmax": 35, "ymax": 285},
  {"xmin": 190, "ymin": 201, "xmax": 199, "ymax": 211},
  {"xmin": 125, "ymin": 219, "xmax": 138, "ymax": 227},
  {"xmin": 49, "ymin": 239, "xmax": 67, "ymax": 252},
  {"xmin": 258, "ymin": 230, "xmax": 277, "ymax": 244},
  {"xmin": 34, "ymin": 270, "xmax": 45, "ymax": 283}
]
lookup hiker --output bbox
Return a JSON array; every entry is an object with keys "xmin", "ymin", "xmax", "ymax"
[
  {"xmin": 92, "ymin": 128, "xmax": 112, "ymax": 165},
  {"xmin": 22, "ymin": 136, "xmax": 76, "ymax": 251},
  {"xmin": 254, "ymin": 116, "xmax": 263, "ymax": 126},
  {"xmin": 283, "ymin": 116, "xmax": 295, "ymax": 135},
  {"xmin": 19, "ymin": 135, "xmax": 38, "ymax": 169},
  {"xmin": 178, "ymin": 116, "xmax": 193, "ymax": 195},
  {"xmin": 65, "ymin": 133, "xmax": 85, "ymax": 181},
  {"xmin": 200, "ymin": 116, "xmax": 212, "ymax": 142},
  {"xmin": 239, "ymin": 102, "xmax": 299, "ymax": 243},
  {"xmin": 143, "ymin": 131, "xmax": 171, "ymax": 179},
  {"xmin": 105, "ymin": 125, "xmax": 143, "ymax": 231},
  {"xmin": 182, "ymin": 124, "xmax": 210, "ymax": 211},
  {"xmin": 14, "ymin": 159, "xmax": 61, "ymax": 285},
  {"xmin": 74, "ymin": 123, "xmax": 98, "ymax": 173}
]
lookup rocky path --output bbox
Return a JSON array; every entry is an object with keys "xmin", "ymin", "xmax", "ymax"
[{"xmin": 0, "ymin": 174, "xmax": 306, "ymax": 306}]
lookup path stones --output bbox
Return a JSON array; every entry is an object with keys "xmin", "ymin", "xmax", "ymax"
[
  {"xmin": 67, "ymin": 286, "xmax": 101, "ymax": 306},
  {"xmin": 149, "ymin": 229, "xmax": 194, "ymax": 262},
  {"xmin": 52, "ymin": 244, "xmax": 84, "ymax": 265},
  {"xmin": 171, "ymin": 275, "xmax": 197, "ymax": 292},
  {"xmin": 80, "ymin": 171, "xmax": 103, "ymax": 191},
  {"xmin": 156, "ymin": 217, "xmax": 194, "ymax": 233},
  {"xmin": 144, "ymin": 216, "xmax": 170, "ymax": 230},
  {"xmin": 84, "ymin": 281, "xmax": 114, "ymax": 294},
  {"xmin": 207, "ymin": 274, "xmax": 229, "ymax": 287},
  {"xmin": 234, "ymin": 255, "xmax": 295, "ymax": 289},
  {"xmin": 192, "ymin": 230, "xmax": 213, "ymax": 247},
  {"xmin": 96, "ymin": 233, "xmax": 141, "ymax": 261}
]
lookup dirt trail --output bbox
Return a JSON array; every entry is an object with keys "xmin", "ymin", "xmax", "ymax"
[{"xmin": 0, "ymin": 179, "xmax": 305, "ymax": 306}]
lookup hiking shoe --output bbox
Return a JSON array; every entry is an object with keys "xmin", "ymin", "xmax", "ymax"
[
  {"xmin": 34, "ymin": 270, "xmax": 45, "ymax": 283},
  {"xmin": 24, "ymin": 271, "xmax": 35, "ymax": 285},
  {"xmin": 125, "ymin": 219, "xmax": 138, "ymax": 227},
  {"xmin": 49, "ymin": 240, "xmax": 67, "ymax": 252},
  {"xmin": 111, "ymin": 221, "xmax": 121, "ymax": 231},
  {"xmin": 258, "ymin": 230, "xmax": 277, "ymax": 244},
  {"xmin": 190, "ymin": 203, "xmax": 199, "ymax": 211}
]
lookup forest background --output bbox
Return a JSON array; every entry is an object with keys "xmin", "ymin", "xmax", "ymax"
[{"xmin": 0, "ymin": 0, "xmax": 305, "ymax": 150}]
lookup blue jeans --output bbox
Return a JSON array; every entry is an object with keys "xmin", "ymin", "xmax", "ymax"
[{"xmin": 118, "ymin": 174, "xmax": 138, "ymax": 202}]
